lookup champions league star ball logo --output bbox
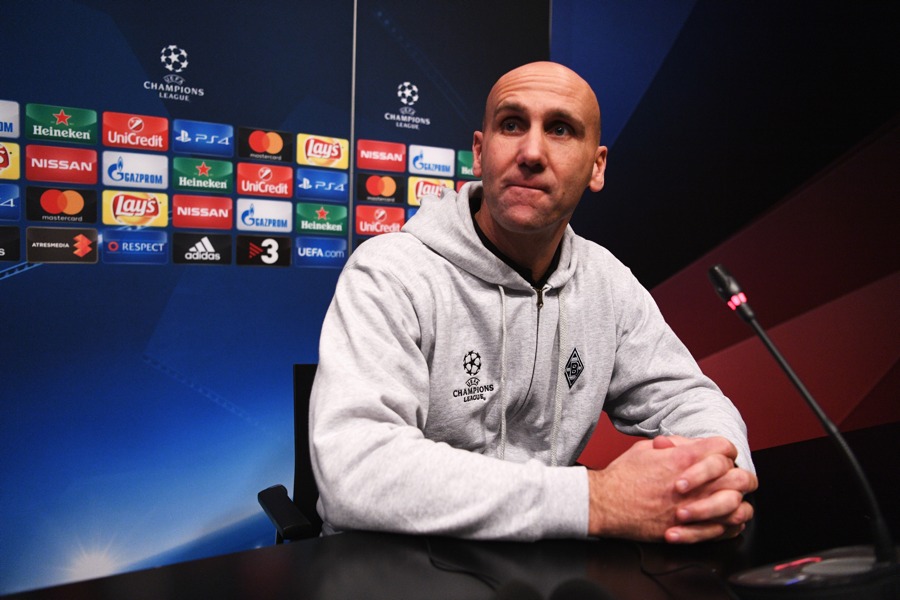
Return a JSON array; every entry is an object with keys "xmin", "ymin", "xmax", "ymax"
[
  {"xmin": 160, "ymin": 45, "xmax": 189, "ymax": 73},
  {"xmin": 397, "ymin": 81, "xmax": 419, "ymax": 107},
  {"xmin": 463, "ymin": 350, "xmax": 482, "ymax": 376}
]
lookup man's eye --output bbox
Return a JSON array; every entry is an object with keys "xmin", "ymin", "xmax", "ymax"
[
  {"xmin": 501, "ymin": 120, "xmax": 519, "ymax": 132},
  {"xmin": 551, "ymin": 124, "xmax": 572, "ymax": 136}
]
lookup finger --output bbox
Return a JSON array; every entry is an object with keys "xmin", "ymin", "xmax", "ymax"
[
  {"xmin": 665, "ymin": 520, "xmax": 746, "ymax": 544},
  {"xmin": 676, "ymin": 491, "xmax": 748, "ymax": 524},
  {"xmin": 681, "ymin": 467, "xmax": 759, "ymax": 498},
  {"xmin": 653, "ymin": 436, "xmax": 676, "ymax": 449},
  {"xmin": 674, "ymin": 453, "xmax": 735, "ymax": 494}
]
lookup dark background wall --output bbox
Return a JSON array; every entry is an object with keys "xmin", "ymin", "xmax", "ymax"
[{"xmin": 554, "ymin": 0, "xmax": 900, "ymax": 465}]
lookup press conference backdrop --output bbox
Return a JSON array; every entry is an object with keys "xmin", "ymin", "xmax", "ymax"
[
  {"xmin": 3, "ymin": 0, "xmax": 899, "ymax": 595},
  {"xmin": 0, "ymin": 0, "xmax": 548, "ymax": 593}
]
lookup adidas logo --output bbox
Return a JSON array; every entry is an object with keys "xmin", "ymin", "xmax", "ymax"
[{"xmin": 184, "ymin": 236, "xmax": 221, "ymax": 261}]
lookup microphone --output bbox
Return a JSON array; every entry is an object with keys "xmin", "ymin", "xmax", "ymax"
[{"xmin": 708, "ymin": 264, "xmax": 899, "ymax": 599}]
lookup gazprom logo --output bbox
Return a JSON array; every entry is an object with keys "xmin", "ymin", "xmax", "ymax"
[
  {"xmin": 0, "ymin": 100, "xmax": 19, "ymax": 138},
  {"xmin": 102, "ymin": 151, "xmax": 167, "ymax": 189},
  {"xmin": 408, "ymin": 144, "xmax": 454, "ymax": 177}
]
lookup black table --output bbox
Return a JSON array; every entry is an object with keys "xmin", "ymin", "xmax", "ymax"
[{"xmin": 7, "ymin": 422, "xmax": 898, "ymax": 600}]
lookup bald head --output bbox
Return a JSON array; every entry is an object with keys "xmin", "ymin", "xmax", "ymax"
[{"xmin": 483, "ymin": 62, "xmax": 602, "ymax": 144}]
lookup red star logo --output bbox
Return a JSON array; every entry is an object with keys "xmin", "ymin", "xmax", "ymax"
[
  {"xmin": 316, "ymin": 206, "xmax": 329, "ymax": 220},
  {"xmin": 53, "ymin": 109, "xmax": 72, "ymax": 126},
  {"xmin": 195, "ymin": 161, "xmax": 212, "ymax": 176}
]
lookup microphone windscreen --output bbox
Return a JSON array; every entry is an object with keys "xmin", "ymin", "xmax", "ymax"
[
  {"xmin": 494, "ymin": 579, "xmax": 543, "ymax": 600},
  {"xmin": 549, "ymin": 578, "xmax": 616, "ymax": 600}
]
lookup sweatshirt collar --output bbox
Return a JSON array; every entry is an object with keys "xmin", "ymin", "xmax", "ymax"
[{"xmin": 468, "ymin": 194, "xmax": 561, "ymax": 289}]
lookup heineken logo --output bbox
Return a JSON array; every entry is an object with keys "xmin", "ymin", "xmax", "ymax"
[{"xmin": 26, "ymin": 103, "xmax": 97, "ymax": 145}]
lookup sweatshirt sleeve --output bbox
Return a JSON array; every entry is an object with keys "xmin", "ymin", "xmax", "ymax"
[
  {"xmin": 602, "ymin": 267, "xmax": 755, "ymax": 473},
  {"xmin": 310, "ymin": 241, "xmax": 589, "ymax": 540}
]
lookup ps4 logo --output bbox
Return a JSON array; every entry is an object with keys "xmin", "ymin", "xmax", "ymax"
[
  {"xmin": 172, "ymin": 119, "xmax": 234, "ymax": 158},
  {"xmin": 298, "ymin": 178, "xmax": 345, "ymax": 192},
  {"xmin": 295, "ymin": 167, "xmax": 348, "ymax": 203}
]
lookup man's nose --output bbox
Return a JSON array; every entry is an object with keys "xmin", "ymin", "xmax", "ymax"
[{"xmin": 517, "ymin": 128, "xmax": 547, "ymax": 170}]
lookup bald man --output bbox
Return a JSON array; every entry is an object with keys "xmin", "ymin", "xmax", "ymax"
[{"xmin": 310, "ymin": 62, "xmax": 757, "ymax": 543}]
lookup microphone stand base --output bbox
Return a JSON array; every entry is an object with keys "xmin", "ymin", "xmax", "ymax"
[{"xmin": 729, "ymin": 545, "xmax": 899, "ymax": 599}]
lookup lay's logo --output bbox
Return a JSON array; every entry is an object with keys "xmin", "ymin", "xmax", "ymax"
[
  {"xmin": 297, "ymin": 134, "xmax": 349, "ymax": 170},
  {"xmin": 102, "ymin": 190, "xmax": 168, "ymax": 227},
  {"xmin": 407, "ymin": 176, "xmax": 454, "ymax": 206}
]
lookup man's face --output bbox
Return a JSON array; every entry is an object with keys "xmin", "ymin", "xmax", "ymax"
[{"xmin": 473, "ymin": 62, "xmax": 607, "ymax": 238}]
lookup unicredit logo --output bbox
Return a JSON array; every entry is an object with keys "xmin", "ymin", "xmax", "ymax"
[
  {"xmin": 355, "ymin": 204, "xmax": 404, "ymax": 235},
  {"xmin": 103, "ymin": 112, "xmax": 169, "ymax": 151},
  {"xmin": 236, "ymin": 163, "xmax": 292, "ymax": 198}
]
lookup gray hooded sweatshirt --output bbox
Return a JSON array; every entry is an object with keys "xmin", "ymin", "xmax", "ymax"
[{"xmin": 310, "ymin": 181, "xmax": 752, "ymax": 541}]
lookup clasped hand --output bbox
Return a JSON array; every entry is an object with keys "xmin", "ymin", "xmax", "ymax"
[{"xmin": 587, "ymin": 436, "xmax": 758, "ymax": 543}]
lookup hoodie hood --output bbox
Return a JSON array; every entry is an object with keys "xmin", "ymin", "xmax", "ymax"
[{"xmin": 402, "ymin": 181, "xmax": 580, "ymax": 293}]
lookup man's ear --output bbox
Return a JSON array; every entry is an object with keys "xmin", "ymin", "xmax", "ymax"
[
  {"xmin": 588, "ymin": 146, "xmax": 608, "ymax": 192},
  {"xmin": 472, "ymin": 131, "xmax": 484, "ymax": 178}
]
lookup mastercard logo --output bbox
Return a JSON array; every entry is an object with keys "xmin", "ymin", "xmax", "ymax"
[
  {"xmin": 365, "ymin": 175, "xmax": 397, "ymax": 197},
  {"xmin": 40, "ymin": 189, "xmax": 85, "ymax": 215},
  {"xmin": 248, "ymin": 130, "xmax": 284, "ymax": 155}
]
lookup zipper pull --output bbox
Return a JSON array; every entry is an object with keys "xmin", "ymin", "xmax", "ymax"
[{"xmin": 536, "ymin": 287, "xmax": 544, "ymax": 309}]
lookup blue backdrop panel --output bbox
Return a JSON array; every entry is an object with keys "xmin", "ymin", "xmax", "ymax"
[{"xmin": 0, "ymin": 0, "xmax": 549, "ymax": 594}]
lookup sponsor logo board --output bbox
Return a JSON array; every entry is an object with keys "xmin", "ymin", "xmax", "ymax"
[
  {"xmin": 457, "ymin": 150, "xmax": 477, "ymax": 179},
  {"xmin": 102, "ymin": 229, "xmax": 168, "ymax": 264},
  {"xmin": 407, "ymin": 176, "xmax": 454, "ymax": 206},
  {"xmin": 236, "ymin": 235, "xmax": 290, "ymax": 266},
  {"xmin": 172, "ymin": 232, "xmax": 231, "ymax": 265},
  {"xmin": 102, "ymin": 190, "xmax": 168, "ymax": 227},
  {"xmin": 295, "ymin": 236, "xmax": 347, "ymax": 268},
  {"xmin": 355, "ymin": 204, "xmax": 404, "ymax": 236},
  {"xmin": 236, "ymin": 162, "xmax": 292, "ymax": 198},
  {"xmin": 0, "ymin": 226, "xmax": 20, "ymax": 260},
  {"xmin": 356, "ymin": 139, "xmax": 405, "ymax": 172},
  {"xmin": 25, "ymin": 145, "xmax": 96, "ymax": 184},
  {"xmin": 295, "ymin": 167, "xmax": 348, "ymax": 203},
  {"xmin": 172, "ymin": 195, "xmax": 232, "ymax": 229},
  {"xmin": 172, "ymin": 119, "xmax": 234, "ymax": 157},
  {"xmin": 408, "ymin": 144, "xmax": 454, "ymax": 177},
  {"xmin": 0, "ymin": 142, "xmax": 20, "ymax": 180},
  {"xmin": 25, "ymin": 103, "xmax": 97, "ymax": 144},
  {"xmin": 296, "ymin": 202, "xmax": 346, "ymax": 236},
  {"xmin": 103, "ymin": 112, "xmax": 168, "ymax": 151},
  {"xmin": 356, "ymin": 173, "xmax": 403, "ymax": 203},
  {"xmin": 236, "ymin": 198, "xmax": 291, "ymax": 232},
  {"xmin": 0, "ymin": 183, "xmax": 20, "ymax": 220},
  {"xmin": 0, "ymin": 100, "xmax": 19, "ymax": 138},
  {"xmin": 296, "ymin": 134, "xmax": 349, "ymax": 169},
  {"xmin": 26, "ymin": 186, "xmax": 97, "ymax": 223},
  {"xmin": 172, "ymin": 157, "xmax": 233, "ymax": 193},
  {"xmin": 237, "ymin": 127, "xmax": 294, "ymax": 162},
  {"xmin": 26, "ymin": 226, "xmax": 97, "ymax": 263},
  {"xmin": 102, "ymin": 150, "xmax": 168, "ymax": 189}
]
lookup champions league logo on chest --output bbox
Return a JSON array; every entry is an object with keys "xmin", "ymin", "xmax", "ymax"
[
  {"xmin": 142, "ymin": 45, "xmax": 206, "ymax": 102},
  {"xmin": 384, "ymin": 81, "xmax": 432, "ymax": 131},
  {"xmin": 452, "ymin": 351, "xmax": 495, "ymax": 403}
]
